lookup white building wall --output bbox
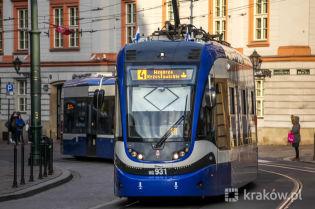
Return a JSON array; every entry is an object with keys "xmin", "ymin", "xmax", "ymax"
[
  {"xmin": 191, "ymin": 0, "xmax": 209, "ymax": 32},
  {"xmin": 278, "ymin": 0, "xmax": 309, "ymax": 46},
  {"xmin": 309, "ymin": 0, "xmax": 315, "ymax": 52},
  {"xmin": 2, "ymin": 0, "xmax": 14, "ymax": 57},
  {"xmin": 228, "ymin": 0, "xmax": 248, "ymax": 48},
  {"xmin": 137, "ymin": 0, "xmax": 162, "ymax": 38}
]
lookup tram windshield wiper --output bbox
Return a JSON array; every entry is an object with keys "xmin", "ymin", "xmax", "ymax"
[{"xmin": 154, "ymin": 95, "xmax": 188, "ymax": 149}]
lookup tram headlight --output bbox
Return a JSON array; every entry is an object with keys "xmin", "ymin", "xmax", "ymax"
[
  {"xmin": 184, "ymin": 147, "xmax": 189, "ymax": 153},
  {"xmin": 137, "ymin": 153, "xmax": 144, "ymax": 160},
  {"xmin": 131, "ymin": 151, "xmax": 137, "ymax": 158},
  {"xmin": 173, "ymin": 152, "xmax": 179, "ymax": 160},
  {"xmin": 179, "ymin": 151, "xmax": 185, "ymax": 157},
  {"xmin": 128, "ymin": 148, "xmax": 133, "ymax": 153}
]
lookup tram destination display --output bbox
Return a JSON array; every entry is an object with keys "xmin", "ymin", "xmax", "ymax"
[{"xmin": 130, "ymin": 68, "xmax": 195, "ymax": 81}]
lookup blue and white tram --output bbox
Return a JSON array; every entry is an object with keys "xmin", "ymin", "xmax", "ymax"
[
  {"xmin": 62, "ymin": 76, "xmax": 115, "ymax": 159},
  {"xmin": 114, "ymin": 40, "xmax": 258, "ymax": 197}
]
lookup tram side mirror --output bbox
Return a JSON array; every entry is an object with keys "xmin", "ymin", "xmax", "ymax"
[
  {"xmin": 93, "ymin": 89, "xmax": 105, "ymax": 108},
  {"xmin": 205, "ymin": 87, "xmax": 216, "ymax": 108}
]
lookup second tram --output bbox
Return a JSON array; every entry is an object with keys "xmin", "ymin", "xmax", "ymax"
[{"xmin": 62, "ymin": 76, "xmax": 115, "ymax": 159}]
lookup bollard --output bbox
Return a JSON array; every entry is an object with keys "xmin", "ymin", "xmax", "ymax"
[
  {"xmin": 48, "ymin": 138, "xmax": 54, "ymax": 175},
  {"xmin": 20, "ymin": 141, "xmax": 25, "ymax": 185},
  {"xmin": 38, "ymin": 140, "xmax": 43, "ymax": 179},
  {"xmin": 43, "ymin": 138, "xmax": 48, "ymax": 177},
  {"xmin": 12, "ymin": 142, "xmax": 18, "ymax": 188},
  {"xmin": 29, "ymin": 142, "xmax": 34, "ymax": 182}
]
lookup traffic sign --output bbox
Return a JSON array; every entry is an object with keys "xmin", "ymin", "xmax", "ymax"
[{"xmin": 6, "ymin": 83, "xmax": 14, "ymax": 96}]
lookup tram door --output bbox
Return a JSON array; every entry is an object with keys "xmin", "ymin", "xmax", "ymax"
[{"xmin": 87, "ymin": 104, "xmax": 97, "ymax": 156}]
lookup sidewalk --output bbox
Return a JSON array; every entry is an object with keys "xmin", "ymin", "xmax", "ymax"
[
  {"xmin": 259, "ymin": 144, "xmax": 315, "ymax": 163},
  {"xmin": 0, "ymin": 141, "xmax": 72, "ymax": 202}
]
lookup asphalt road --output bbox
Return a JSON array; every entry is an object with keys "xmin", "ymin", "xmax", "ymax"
[{"xmin": 0, "ymin": 148, "xmax": 314, "ymax": 209}]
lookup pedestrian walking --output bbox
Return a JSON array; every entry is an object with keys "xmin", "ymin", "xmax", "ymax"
[
  {"xmin": 9, "ymin": 112, "xmax": 18, "ymax": 144},
  {"xmin": 290, "ymin": 115, "xmax": 301, "ymax": 161},
  {"xmin": 16, "ymin": 113, "xmax": 25, "ymax": 144}
]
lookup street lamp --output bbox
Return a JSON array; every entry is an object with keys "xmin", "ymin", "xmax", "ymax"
[
  {"xmin": 13, "ymin": 57, "xmax": 22, "ymax": 74},
  {"xmin": 249, "ymin": 50, "xmax": 271, "ymax": 78}
]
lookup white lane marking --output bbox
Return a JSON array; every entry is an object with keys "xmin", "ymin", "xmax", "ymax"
[
  {"xmin": 125, "ymin": 200, "xmax": 140, "ymax": 208},
  {"xmin": 258, "ymin": 159, "xmax": 272, "ymax": 163},
  {"xmin": 259, "ymin": 169, "xmax": 303, "ymax": 209},
  {"xmin": 260, "ymin": 163, "xmax": 315, "ymax": 174},
  {"xmin": 88, "ymin": 198, "xmax": 127, "ymax": 209}
]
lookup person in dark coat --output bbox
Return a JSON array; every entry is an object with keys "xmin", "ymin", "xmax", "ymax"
[
  {"xmin": 9, "ymin": 112, "xmax": 18, "ymax": 144},
  {"xmin": 291, "ymin": 115, "xmax": 300, "ymax": 161},
  {"xmin": 16, "ymin": 113, "xmax": 25, "ymax": 144}
]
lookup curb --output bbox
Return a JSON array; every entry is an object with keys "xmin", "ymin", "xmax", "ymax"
[
  {"xmin": 0, "ymin": 167, "xmax": 73, "ymax": 202},
  {"xmin": 301, "ymin": 160, "xmax": 315, "ymax": 164},
  {"xmin": 283, "ymin": 156, "xmax": 315, "ymax": 164}
]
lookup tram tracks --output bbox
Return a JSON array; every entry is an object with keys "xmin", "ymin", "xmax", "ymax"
[
  {"xmin": 257, "ymin": 160, "xmax": 315, "ymax": 209},
  {"xmin": 259, "ymin": 168, "xmax": 303, "ymax": 209},
  {"xmin": 87, "ymin": 161, "xmax": 308, "ymax": 209},
  {"xmin": 259, "ymin": 162, "xmax": 315, "ymax": 174}
]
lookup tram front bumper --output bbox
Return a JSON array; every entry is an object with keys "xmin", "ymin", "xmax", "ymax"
[{"xmin": 114, "ymin": 164, "xmax": 230, "ymax": 197}]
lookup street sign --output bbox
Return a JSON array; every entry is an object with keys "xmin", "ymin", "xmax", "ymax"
[{"xmin": 6, "ymin": 83, "xmax": 14, "ymax": 96}]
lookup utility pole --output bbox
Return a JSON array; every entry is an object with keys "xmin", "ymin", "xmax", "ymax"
[
  {"xmin": 190, "ymin": 0, "xmax": 193, "ymax": 25},
  {"xmin": 30, "ymin": 0, "xmax": 42, "ymax": 165}
]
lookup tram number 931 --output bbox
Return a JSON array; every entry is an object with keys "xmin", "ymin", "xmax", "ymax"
[{"xmin": 148, "ymin": 168, "xmax": 167, "ymax": 175}]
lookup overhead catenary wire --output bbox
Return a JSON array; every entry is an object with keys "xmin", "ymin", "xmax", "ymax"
[{"xmin": 0, "ymin": 0, "xmax": 287, "ymax": 38}]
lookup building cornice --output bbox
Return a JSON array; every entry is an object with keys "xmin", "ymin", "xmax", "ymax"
[
  {"xmin": 262, "ymin": 56, "xmax": 315, "ymax": 62},
  {"xmin": 0, "ymin": 61, "xmax": 116, "ymax": 68}
]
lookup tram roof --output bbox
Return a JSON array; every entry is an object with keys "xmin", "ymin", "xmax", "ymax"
[
  {"xmin": 123, "ymin": 40, "xmax": 252, "ymax": 66},
  {"xmin": 63, "ymin": 77, "xmax": 115, "ymax": 88}
]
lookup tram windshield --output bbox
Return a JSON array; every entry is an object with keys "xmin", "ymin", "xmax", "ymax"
[{"xmin": 126, "ymin": 66, "xmax": 196, "ymax": 141}]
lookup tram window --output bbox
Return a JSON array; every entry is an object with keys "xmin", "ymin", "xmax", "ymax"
[
  {"xmin": 98, "ymin": 96, "xmax": 115, "ymax": 135},
  {"xmin": 197, "ymin": 78, "xmax": 215, "ymax": 143},
  {"xmin": 115, "ymin": 86, "xmax": 122, "ymax": 138},
  {"xmin": 241, "ymin": 90, "xmax": 247, "ymax": 114},
  {"xmin": 229, "ymin": 87, "xmax": 235, "ymax": 114},
  {"xmin": 64, "ymin": 98, "xmax": 89, "ymax": 133}
]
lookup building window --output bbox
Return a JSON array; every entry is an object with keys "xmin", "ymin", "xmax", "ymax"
[
  {"xmin": 254, "ymin": 0, "xmax": 267, "ymax": 40},
  {"xmin": 255, "ymin": 80, "xmax": 264, "ymax": 117},
  {"xmin": 54, "ymin": 8, "xmax": 64, "ymax": 48},
  {"xmin": 274, "ymin": 69, "xmax": 290, "ymax": 76},
  {"xmin": 69, "ymin": 7, "xmax": 79, "ymax": 48},
  {"xmin": 214, "ymin": 0, "xmax": 226, "ymax": 40},
  {"xmin": 18, "ymin": 9, "xmax": 28, "ymax": 50},
  {"xmin": 126, "ymin": 2, "xmax": 136, "ymax": 44},
  {"xmin": 50, "ymin": 0, "xmax": 80, "ymax": 50},
  {"xmin": 18, "ymin": 80, "xmax": 27, "ymax": 112}
]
